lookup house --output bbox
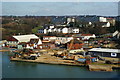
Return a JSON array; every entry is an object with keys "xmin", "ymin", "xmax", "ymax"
[
  {"xmin": 38, "ymin": 26, "xmax": 80, "ymax": 34},
  {"xmin": 0, "ymin": 40, "xmax": 7, "ymax": 47},
  {"xmin": 43, "ymin": 36, "xmax": 73, "ymax": 45},
  {"xmin": 38, "ymin": 29, "xmax": 44, "ymax": 34},
  {"xmin": 81, "ymin": 34, "xmax": 96, "ymax": 40},
  {"xmin": 7, "ymin": 36, "xmax": 19, "ymax": 47},
  {"xmin": 44, "ymin": 29, "xmax": 47, "ymax": 34},
  {"xmin": 75, "ymin": 34, "xmax": 96, "ymax": 40},
  {"xmin": 42, "ymin": 40, "xmax": 56, "ymax": 49},
  {"xmin": 18, "ymin": 42, "xmax": 27, "ymax": 49},
  {"xmin": 67, "ymin": 39, "xmax": 84, "ymax": 50},
  {"xmin": 99, "ymin": 17, "xmax": 107, "ymax": 22},
  {"xmin": 7, "ymin": 34, "xmax": 42, "ymax": 48},
  {"xmin": 62, "ymin": 27, "xmax": 69, "ymax": 34},
  {"xmin": 67, "ymin": 17, "xmax": 75, "ymax": 24},
  {"xmin": 43, "ymin": 36, "xmax": 56, "ymax": 41},
  {"xmin": 26, "ymin": 38, "xmax": 42, "ymax": 49},
  {"xmin": 94, "ymin": 22, "xmax": 111, "ymax": 28},
  {"xmin": 38, "ymin": 28, "xmax": 47, "ymax": 34},
  {"xmin": 72, "ymin": 28, "xmax": 80, "ymax": 33},
  {"xmin": 99, "ymin": 17, "xmax": 115, "ymax": 26},
  {"xmin": 55, "ymin": 37, "xmax": 73, "ymax": 45},
  {"xmin": 101, "ymin": 22, "xmax": 110, "ymax": 27},
  {"xmin": 61, "ymin": 27, "xmax": 80, "ymax": 34},
  {"xmin": 87, "ymin": 48, "xmax": 120, "ymax": 58},
  {"xmin": 106, "ymin": 18, "xmax": 116, "ymax": 26}
]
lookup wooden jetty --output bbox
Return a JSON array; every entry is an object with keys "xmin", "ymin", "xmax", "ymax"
[{"xmin": 89, "ymin": 64, "xmax": 113, "ymax": 71}]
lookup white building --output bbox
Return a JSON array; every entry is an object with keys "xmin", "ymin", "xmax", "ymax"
[
  {"xmin": 55, "ymin": 37, "xmax": 73, "ymax": 44},
  {"xmin": 67, "ymin": 17, "xmax": 75, "ymax": 24},
  {"xmin": 88, "ymin": 48, "xmax": 120, "ymax": 58},
  {"xmin": 44, "ymin": 29, "xmax": 47, "ymax": 34},
  {"xmin": 7, "ymin": 34, "xmax": 42, "ymax": 48},
  {"xmin": 49, "ymin": 25, "xmax": 54, "ymax": 29},
  {"xmin": 38, "ymin": 26, "xmax": 80, "ymax": 34},
  {"xmin": 102, "ymin": 22, "xmax": 111, "ymax": 27},
  {"xmin": 80, "ymin": 34, "xmax": 96, "ymax": 40},
  {"xmin": 43, "ymin": 36, "xmax": 57, "ymax": 41},
  {"xmin": 99, "ymin": 17, "xmax": 107, "ymax": 22},
  {"xmin": 48, "ymin": 28, "xmax": 52, "ymax": 32},
  {"xmin": 72, "ymin": 28, "xmax": 79, "ymax": 33},
  {"xmin": 89, "ymin": 22, "xmax": 92, "ymax": 25},
  {"xmin": 62, "ymin": 27, "xmax": 69, "ymax": 34},
  {"xmin": 26, "ymin": 39, "xmax": 42, "ymax": 49}
]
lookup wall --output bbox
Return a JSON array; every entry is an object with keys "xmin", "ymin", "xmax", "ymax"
[{"xmin": 88, "ymin": 51, "xmax": 120, "ymax": 58}]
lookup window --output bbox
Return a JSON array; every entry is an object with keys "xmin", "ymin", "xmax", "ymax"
[
  {"xmin": 88, "ymin": 52, "xmax": 93, "ymax": 55},
  {"xmin": 111, "ymin": 53, "xmax": 117, "ymax": 57}
]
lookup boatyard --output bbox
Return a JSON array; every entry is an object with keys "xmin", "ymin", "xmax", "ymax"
[
  {"xmin": 2, "ymin": 51, "xmax": 119, "ymax": 78},
  {"xmin": 9, "ymin": 49, "xmax": 120, "ymax": 72},
  {"xmin": 1, "ymin": 2, "xmax": 120, "ymax": 79},
  {"xmin": 1, "ymin": 33, "xmax": 120, "ymax": 72}
]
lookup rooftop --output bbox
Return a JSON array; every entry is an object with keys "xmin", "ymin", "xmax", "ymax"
[
  {"xmin": 13, "ymin": 34, "xmax": 39, "ymax": 42},
  {"xmin": 88, "ymin": 48, "xmax": 120, "ymax": 53}
]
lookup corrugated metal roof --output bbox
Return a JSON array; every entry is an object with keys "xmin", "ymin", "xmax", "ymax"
[
  {"xmin": 88, "ymin": 48, "xmax": 120, "ymax": 53},
  {"xmin": 13, "ymin": 34, "xmax": 39, "ymax": 42}
]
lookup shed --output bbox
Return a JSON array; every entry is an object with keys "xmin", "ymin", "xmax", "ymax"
[
  {"xmin": 13, "ymin": 34, "xmax": 39, "ymax": 42},
  {"xmin": 87, "ymin": 48, "xmax": 120, "ymax": 58},
  {"xmin": 7, "ymin": 34, "xmax": 42, "ymax": 48}
]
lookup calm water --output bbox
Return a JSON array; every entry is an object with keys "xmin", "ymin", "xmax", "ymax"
[{"xmin": 1, "ymin": 51, "xmax": 120, "ymax": 78}]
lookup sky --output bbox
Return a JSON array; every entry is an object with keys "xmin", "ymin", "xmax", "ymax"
[
  {"xmin": 2, "ymin": 2, "xmax": 119, "ymax": 16},
  {"xmin": 1, "ymin": 0, "xmax": 120, "ymax": 2}
]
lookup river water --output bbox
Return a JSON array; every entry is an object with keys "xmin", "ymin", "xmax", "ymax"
[{"xmin": 1, "ymin": 51, "xmax": 120, "ymax": 78}]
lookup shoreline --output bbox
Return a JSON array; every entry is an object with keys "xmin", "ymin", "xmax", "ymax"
[
  {"xmin": 2, "ymin": 48, "xmax": 120, "ymax": 71},
  {"xmin": 10, "ymin": 56, "xmax": 120, "ymax": 72},
  {"xmin": 10, "ymin": 57, "xmax": 86, "ymax": 67},
  {"xmin": 0, "ymin": 49, "xmax": 10, "ymax": 52}
]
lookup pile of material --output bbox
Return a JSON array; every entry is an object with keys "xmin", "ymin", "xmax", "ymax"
[
  {"xmin": 12, "ymin": 49, "xmax": 40, "ymax": 60},
  {"xmin": 89, "ymin": 65, "xmax": 113, "ymax": 71}
]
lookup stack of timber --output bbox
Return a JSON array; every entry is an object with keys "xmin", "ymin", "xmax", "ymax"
[{"xmin": 89, "ymin": 64, "xmax": 113, "ymax": 71}]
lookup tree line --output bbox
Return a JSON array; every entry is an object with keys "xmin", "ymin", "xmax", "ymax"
[{"xmin": 1, "ymin": 16, "xmax": 120, "ymax": 40}]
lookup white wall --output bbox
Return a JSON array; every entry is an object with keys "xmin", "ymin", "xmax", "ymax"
[
  {"xmin": 43, "ymin": 36, "xmax": 56, "ymax": 41},
  {"xmin": 106, "ymin": 22, "xmax": 110, "ymax": 27},
  {"xmin": 49, "ymin": 25, "xmax": 54, "ymax": 29},
  {"xmin": 44, "ymin": 29, "xmax": 47, "ymax": 34},
  {"xmin": 72, "ymin": 28, "xmax": 79, "ymax": 33},
  {"xmin": 82, "ymin": 34, "xmax": 96, "ymax": 40},
  {"xmin": 102, "ymin": 22, "xmax": 110, "ymax": 27},
  {"xmin": 55, "ymin": 37, "xmax": 73, "ymax": 44},
  {"xmin": 37, "ymin": 39, "xmax": 42, "ymax": 45},
  {"xmin": 62, "ymin": 28, "xmax": 68, "ymax": 34},
  {"xmin": 99, "ymin": 17, "xmax": 107, "ymax": 22}
]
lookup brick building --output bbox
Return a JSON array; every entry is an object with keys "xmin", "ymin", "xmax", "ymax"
[
  {"xmin": 42, "ymin": 40, "xmax": 56, "ymax": 49},
  {"xmin": 67, "ymin": 39, "xmax": 84, "ymax": 50}
]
